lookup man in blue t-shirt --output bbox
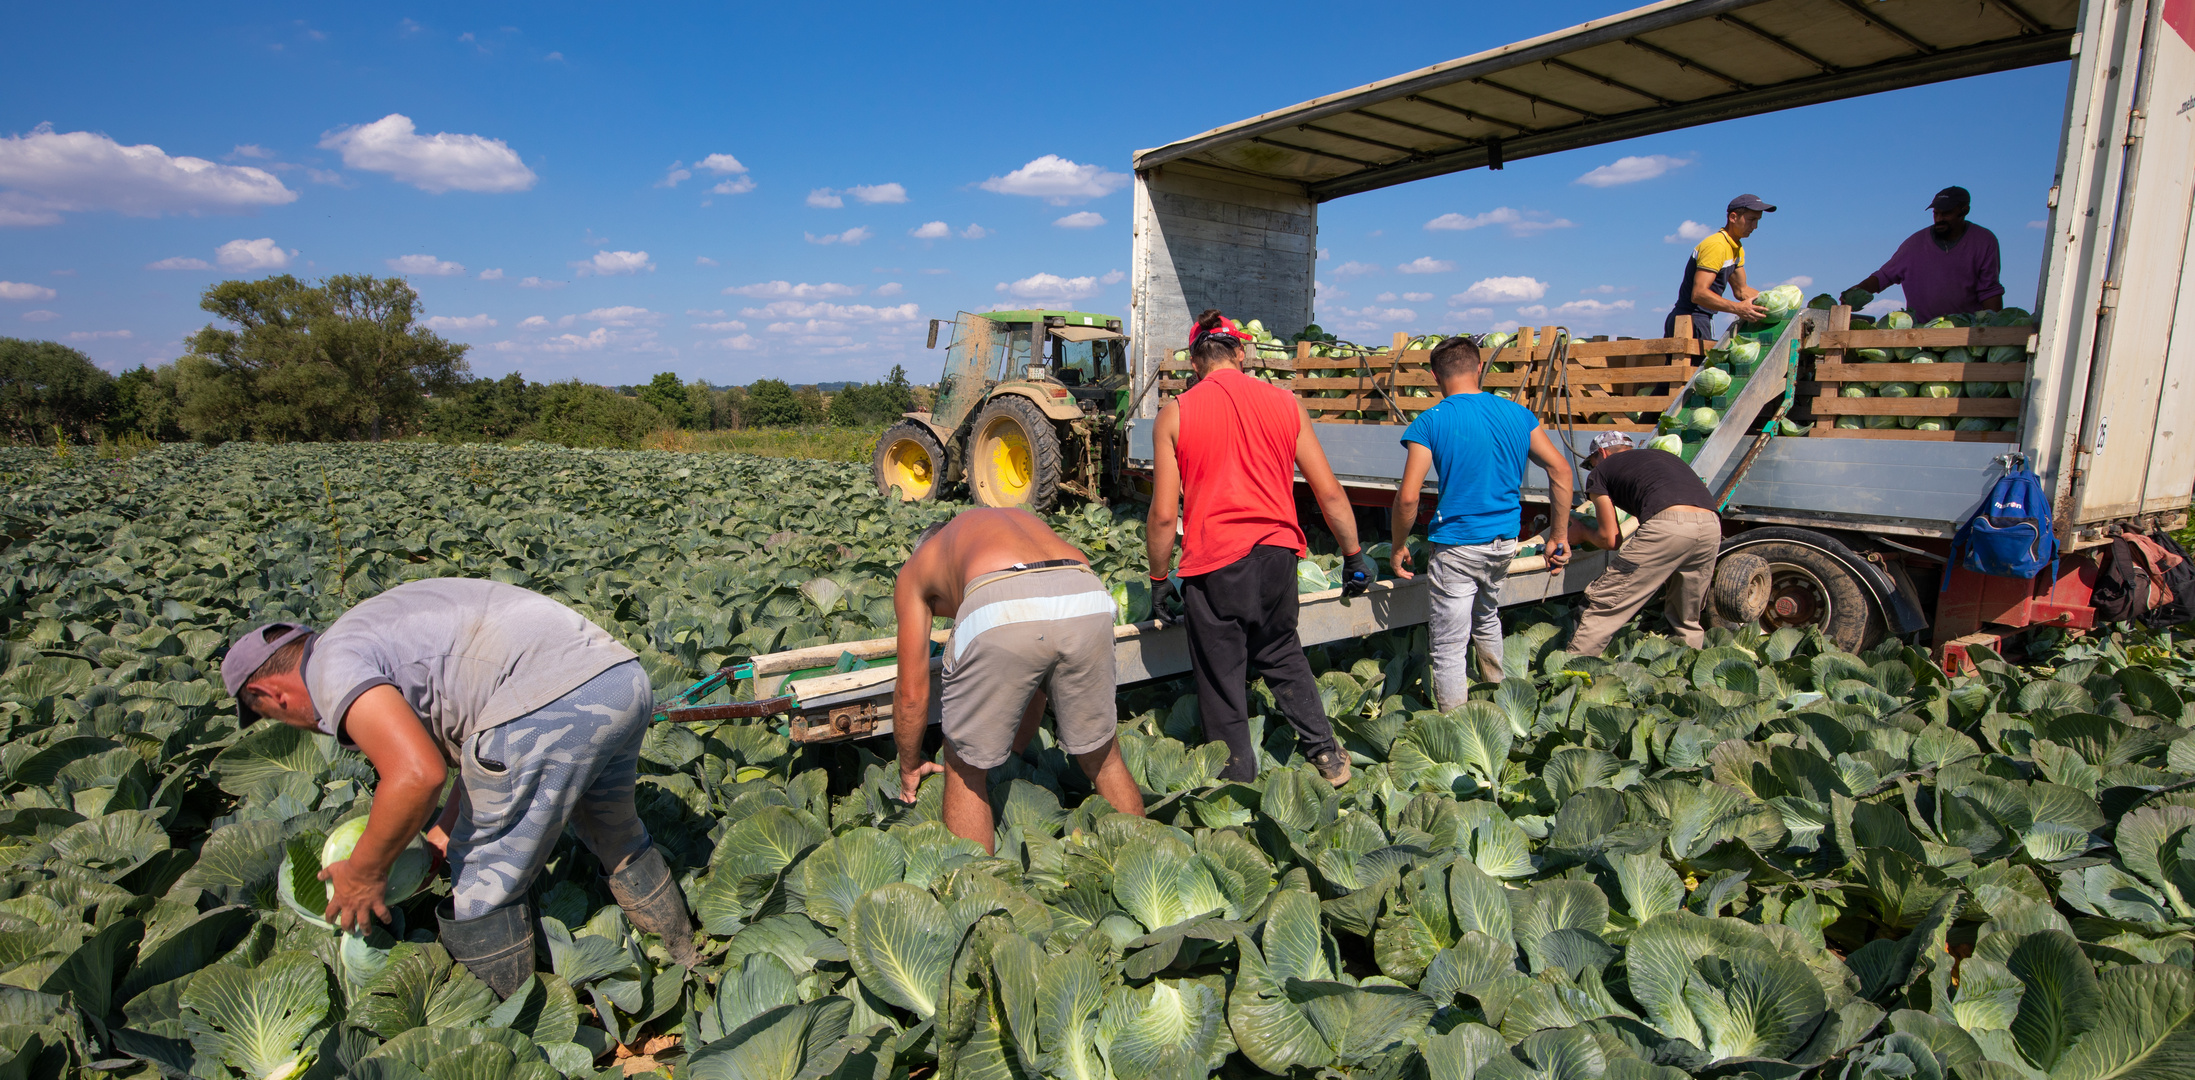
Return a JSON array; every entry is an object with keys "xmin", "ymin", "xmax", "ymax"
[{"xmin": 1391, "ymin": 336, "xmax": 1574, "ymax": 708}]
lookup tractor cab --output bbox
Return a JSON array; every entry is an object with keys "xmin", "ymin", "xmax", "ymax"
[{"xmin": 877, "ymin": 310, "xmax": 1129, "ymax": 512}]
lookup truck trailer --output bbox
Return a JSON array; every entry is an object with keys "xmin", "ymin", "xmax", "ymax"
[{"xmin": 1123, "ymin": 0, "xmax": 2195, "ymax": 669}]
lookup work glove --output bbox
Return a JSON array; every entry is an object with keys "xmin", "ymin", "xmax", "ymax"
[
  {"xmin": 1341, "ymin": 548, "xmax": 1377, "ymax": 598},
  {"xmin": 1149, "ymin": 575, "xmax": 1185, "ymax": 627}
]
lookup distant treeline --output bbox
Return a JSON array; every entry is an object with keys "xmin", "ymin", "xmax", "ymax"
[{"xmin": 0, "ymin": 274, "xmax": 922, "ymax": 450}]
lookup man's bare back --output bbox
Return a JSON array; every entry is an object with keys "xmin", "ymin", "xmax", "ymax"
[{"xmin": 900, "ymin": 508, "xmax": 1087, "ymax": 620}]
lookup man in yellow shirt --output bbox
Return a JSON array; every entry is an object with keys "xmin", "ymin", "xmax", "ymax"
[{"xmin": 1665, "ymin": 194, "xmax": 1773, "ymax": 340}]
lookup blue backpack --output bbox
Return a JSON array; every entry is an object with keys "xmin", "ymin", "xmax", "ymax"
[{"xmin": 1948, "ymin": 464, "xmax": 2058, "ymax": 581}]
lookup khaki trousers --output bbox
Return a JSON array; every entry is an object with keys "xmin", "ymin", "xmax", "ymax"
[{"xmin": 1567, "ymin": 511, "xmax": 1721, "ymax": 657}]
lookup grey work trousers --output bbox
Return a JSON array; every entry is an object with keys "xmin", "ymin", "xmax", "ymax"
[
  {"xmin": 1427, "ymin": 538, "xmax": 1517, "ymax": 710},
  {"xmin": 1567, "ymin": 511, "xmax": 1721, "ymax": 657}
]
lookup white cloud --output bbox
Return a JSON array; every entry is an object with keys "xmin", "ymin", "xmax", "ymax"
[
  {"xmin": 0, "ymin": 124, "xmax": 296, "ymax": 224},
  {"xmin": 716, "ymin": 334, "xmax": 758, "ymax": 350},
  {"xmin": 1331, "ymin": 261, "xmax": 1379, "ymax": 277},
  {"xmin": 1576, "ymin": 154, "xmax": 1693, "ymax": 188},
  {"xmin": 1100, "ymin": 269, "xmax": 1125, "ymax": 285},
  {"xmin": 806, "ymin": 188, "xmax": 845, "ymax": 208},
  {"xmin": 387, "ymin": 253, "xmax": 465, "ymax": 276},
  {"xmin": 1778, "ymin": 275, "xmax": 1814, "ymax": 289},
  {"xmin": 1377, "ymin": 292, "xmax": 1397, "ymax": 301},
  {"xmin": 318, "ymin": 113, "xmax": 536, "ymax": 193},
  {"xmin": 1054, "ymin": 211, "xmax": 1106, "ymax": 229},
  {"xmin": 1516, "ymin": 298, "xmax": 1636, "ymax": 318},
  {"xmin": 544, "ymin": 51, "xmax": 564, "ymax": 62},
  {"xmin": 655, "ymin": 161, "xmax": 693, "ymax": 188},
  {"xmin": 421, "ymin": 313, "xmax": 497, "ymax": 331},
  {"xmin": 921, "ymin": 267, "xmax": 951, "ymax": 275},
  {"xmin": 805, "ymin": 227, "xmax": 872, "ymax": 245},
  {"xmin": 0, "ymin": 281, "xmax": 57, "ymax": 301},
  {"xmin": 687, "ymin": 308, "xmax": 724, "ymax": 316},
  {"xmin": 874, "ymin": 282, "xmax": 904, "ymax": 297},
  {"xmin": 995, "ymin": 273, "xmax": 1099, "ymax": 303},
  {"xmin": 724, "ymin": 281, "xmax": 861, "ymax": 299},
  {"xmin": 2027, "ymin": 220, "xmax": 2047, "ymax": 229},
  {"xmin": 518, "ymin": 276, "xmax": 564, "ymax": 289},
  {"xmin": 1446, "ymin": 307, "xmax": 1494, "ymax": 322},
  {"xmin": 1453, "ymin": 276, "xmax": 1549, "ymax": 304},
  {"xmin": 698, "ymin": 153, "xmax": 747, "ymax": 175},
  {"xmin": 979, "ymin": 155, "xmax": 1130, "ymax": 204},
  {"xmin": 1332, "ymin": 304, "xmax": 1418, "ymax": 324},
  {"xmin": 230, "ymin": 144, "xmax": 275, "ymax": 160},
  {"xmin": 478, "ymin": 267, "xmax": 504, "ymax": 280},
  {"xmin": 581, "ymin": 305, "xmax": 657, "ymax": 326},
  {"xmin": 692, "ymin": 319, "xmax": 748, "ymax": 331},
  {"xmin": 216, "ymin": 238, "xmax": 291, "ymax": 270},
  {"xmin": 1316, "ymin": 280, "xmax": 1347, "ymax": 300},
  {"xmin": 519, "ymin": 315, "xmax": 551, "ymax": 327},
  {"xmin": 67, "ymin": 329, "xmax": 131, "ymax": 341},
  {"xmin": 848, "ymin": 183, "xmax": 906, "ymax": 204},
  {"xmin": 1398, "ymin": 257, "xmax": 1455, "ymax": 275},
  {"xmin": 910, "ymin": 221, "xmax": 950, "ymax": 239},
  {"xmin": 694, "ymin": 256, "xmax": 718, "ymax": 267},
  {"xmin": 739, "ymin": 300, "xmax": 920, "ymax": 322},
  {"xmin": 961, "ymin": 224, "xmax": 990, "ymax": 239},
  {"xmin": 1665, "ymin": 220, "xmax": 1714, "ymax": 243},
  {"xmin": 305, "ymin": 168, "xmax": 346, "ymax": 186},
  {"xmin": 581, "ymin": 250, "xmax": 653, "ymax": 275},
  {"xmin": 145, "ymin": 257, "xmax": 213, "ymax": 271},
  {"xmin": 1580, "ymin": 284, "xmax": 1631, "ymax": 294},
  {"xmin": 711, "ymin": 176, "xmax": 756, "ymax": 195},
  {"xmin": 20, "ymin": 309, "xmax": 59, "ymax": 322},
  {"xmin": 1424, "ymin": 207, "xmax": 1574, "ymax": 235}
]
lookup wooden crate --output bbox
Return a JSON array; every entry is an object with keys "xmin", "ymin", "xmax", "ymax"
[
  {"xmin": 1802, "ymin": 306, "xmax": 2032, "ymax": 442},
  {"xmin": 1157, "ymin": 324, "xmax": 1707, "ymax": 429}
]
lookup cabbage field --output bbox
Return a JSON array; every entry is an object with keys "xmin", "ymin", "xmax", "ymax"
[{"xmin": 5, "ymin": 442, "xmax": 2195, "ymax": 1080}]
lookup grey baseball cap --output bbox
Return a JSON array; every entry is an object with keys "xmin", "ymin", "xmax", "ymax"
[
  {"xmin": 1727, "ymin": 193, "xmax": 1777, "ymax": 213},
  {"xmin": 1583, "ymin": 431, "xmax": 1633, "ymax": 462},
  {"xmin": 222, "ymin": 622, "xmax": 313, "ymax": 721}
]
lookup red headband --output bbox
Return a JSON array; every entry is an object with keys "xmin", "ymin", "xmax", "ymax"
[{"xmin": 1189, "ymin": 316, "xmax": 1252, "ymax": 349}]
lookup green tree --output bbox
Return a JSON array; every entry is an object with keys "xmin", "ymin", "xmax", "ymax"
[
  {"xmin": 529, "ymin": 380, "xmax": 664, "ymax": 448},
  {"xmin": 177, "ymin": 274, "xmax": 470, "ymax": 442},
  {"xmin": 746, "ymin": 378, "xmax": 806, "ymax": 426},
  {"xmin": 424, "ymin": 372, "xmax": 543, "ymax": 441},
  {"xmin": 110, "ymin": 364, "xmax": 185, "ymax": 441},
  {"xmin": 793, "ymin": 385, "xmax": 826, "ymax": 423},
  {"xmin": 0, "ymin": 339, "xmax": 116, "ymax": 444},
  {"xmin": 825, "ymin": 365, "xmax": 917, "ymax": 426},
  {"xmin": 638, "ymin": 371, "xmax": 693, "ymax": 428},
  {"xmin": 683, "ymin": 379, "xmax": 714, "ymax": 430}
]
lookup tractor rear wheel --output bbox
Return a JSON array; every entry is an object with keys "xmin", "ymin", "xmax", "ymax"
[
  {"xmin": 968, "ymin": 396, "xmax": 1063, "ymax": 512},
  {"xmin": 874, "ymin": 421, "xmax": 947, "ymax": 502}
]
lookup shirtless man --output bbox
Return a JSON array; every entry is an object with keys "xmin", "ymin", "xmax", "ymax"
[{"xmin": 892, "ymin": 508, "xmax": 1144, "ymax": 851}]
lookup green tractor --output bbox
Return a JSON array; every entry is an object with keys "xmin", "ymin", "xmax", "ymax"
[{"xmin": 873, "ymin": 309, "xmax": 1130, "ymax": 512}]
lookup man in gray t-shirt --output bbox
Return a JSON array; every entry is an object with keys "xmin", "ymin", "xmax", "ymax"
[{"xmin": 221, "ymin": 578, "xmax": 697, "ymax": 997}]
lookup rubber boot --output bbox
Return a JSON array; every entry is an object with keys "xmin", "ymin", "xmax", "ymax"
[
  {"xmin": 437, "ymin": 899, "xmax": 535, "ymax": 999},
  {"xmin": 607, "ymin": 846, "xmax": 699, "ymax": 967}
]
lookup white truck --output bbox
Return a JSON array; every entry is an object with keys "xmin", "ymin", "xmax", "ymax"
[{"xmin": 1123, "ymin": 0, "xmax": 2195, "ymax": 670}]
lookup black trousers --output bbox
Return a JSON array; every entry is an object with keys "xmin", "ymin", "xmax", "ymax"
[
  {"xmin": 1181, "ymin": 544, "xmax": 1340, "ymax": 781},
  {"xmin": 1663, "ymin": 309, "xmax": 1713, "ymax": 341}
]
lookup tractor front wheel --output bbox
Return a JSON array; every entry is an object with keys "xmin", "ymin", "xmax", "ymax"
[
  {"xmin": 968, "ymin": 396, "xmax": 1063, "ymax": 512},
  {"xmin": 874, "ymin": 421, "xmax": 948, "ymax": 502}
]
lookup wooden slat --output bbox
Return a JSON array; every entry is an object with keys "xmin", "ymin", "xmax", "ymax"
[
  {"xmin": 1389, "ymin": 363, "xmax": 1693, "ymax": 387},
  {"xmin": 1818, "ymin": 326, "xmax": 2033, "ymax": 349},
  {"xmin": 1566, "ymin": 338, "xmax": 1709, "ymax": 358},
  {"xmin": 1813, "ymin": 427, "xmax": 2018, "ymax": 442},
  {"xmin": 1813, "ymin": 362, "xmax": 2029, "ymax": 382},
  {"xmin": 1544, "ymin": 396, "xmax": 1683, "ymax": 412},
  {"xmin": 1810, "ymin": 397, "xmax": 2022, "ymax": 417}
]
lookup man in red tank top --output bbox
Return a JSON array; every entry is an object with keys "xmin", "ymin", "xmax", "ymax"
[{"xmin": 1146, "ymin": 311, "xmax": 1375, "ymax": 787}]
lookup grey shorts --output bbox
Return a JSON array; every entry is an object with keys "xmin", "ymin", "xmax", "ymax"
[
  {"xmin": 446, "ymin": 659, "xmax": 654, "ymax": 920},
  {"xmin": 940, "ymin": 566, "xmax": 1118, "ymax": 770}
]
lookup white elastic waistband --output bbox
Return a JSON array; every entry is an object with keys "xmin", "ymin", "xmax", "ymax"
[{"xmin": 951, "ymin": 590, "xmax": 1116, "ymax": 663}]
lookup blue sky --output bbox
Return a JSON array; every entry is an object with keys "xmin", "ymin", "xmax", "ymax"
[{"xmin": 1, "ymin": 2, "xmax": 2071, "ymax": 386}]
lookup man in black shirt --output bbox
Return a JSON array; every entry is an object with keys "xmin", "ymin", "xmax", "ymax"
[{"xmin": 1568, "ymin": 432, "xmax": 1723, "ymax": 656}]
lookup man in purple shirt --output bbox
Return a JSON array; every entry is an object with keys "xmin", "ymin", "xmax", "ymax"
[{"xmin": 1840, "ymin": 186, "xmax": 2004, "ymax": 322}]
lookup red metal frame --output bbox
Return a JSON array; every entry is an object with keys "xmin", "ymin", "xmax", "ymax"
[{"xmin": 1932, "ymin": 553, "xmax": 2098, "ymax": 672}]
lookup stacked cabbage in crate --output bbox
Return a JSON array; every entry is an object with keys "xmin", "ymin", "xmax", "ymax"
[{"xmin": 1812, "ymin": 304, "xmax": 2034, "ymax": 438}]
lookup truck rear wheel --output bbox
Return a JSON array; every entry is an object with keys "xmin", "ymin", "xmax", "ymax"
[
  {"xmin": 969, "ymin": 396, "xmax": 1063, "ymax": 512},
  {"xmin": 1739, "ymin": 540, "xmax": 1884, "ymax": 651},
  {"xmin": 1710, "ymin": 552, "xmax": 1773, "ymax": 627},
  {"xmin": 874, "ymin": 421, "xmax": 947, "ymax": 502}
]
